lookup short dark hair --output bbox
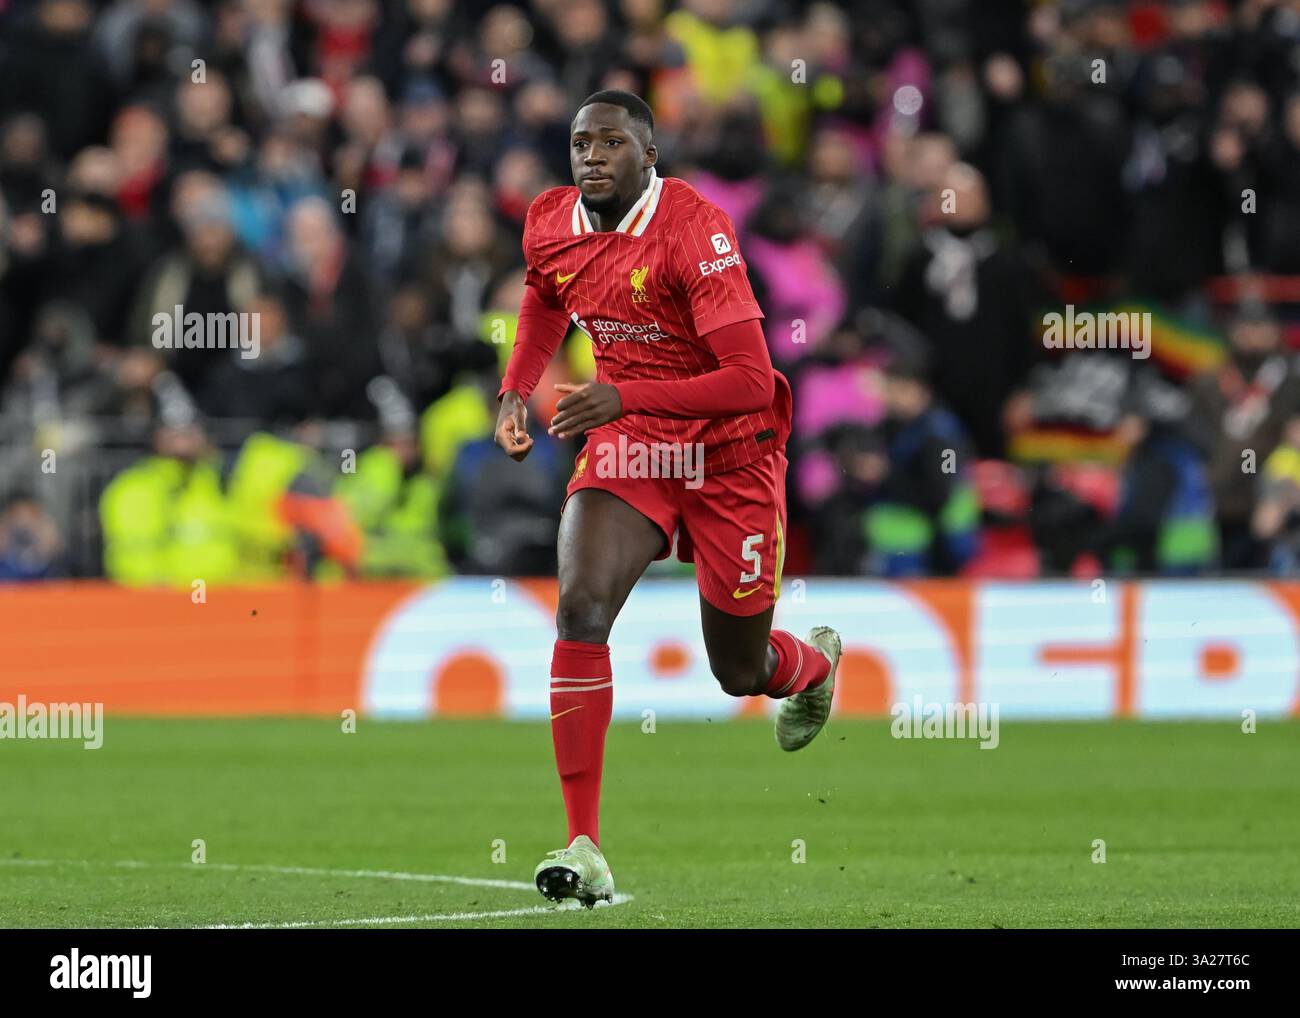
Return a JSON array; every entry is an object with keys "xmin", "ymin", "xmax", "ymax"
[{"xmin": 574, "ymin": 89, "xmax": 654, "ymax": 137}]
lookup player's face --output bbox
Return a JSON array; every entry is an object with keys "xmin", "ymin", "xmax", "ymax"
[{"xmin": 570, "ymin": 103, "xmax": 655, "ymax": 214}]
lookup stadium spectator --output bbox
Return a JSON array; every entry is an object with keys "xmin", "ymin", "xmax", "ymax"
[
  {"xmin": 281, "ymin": 195, "xmax": 383, "ymax": 417},
  {"xmin": 804, "ymin": 127, "xmax": 873, "ymax": 312},
  {"xmin": 333, "ymin": 74, "xmax": 401, "ymax": 202},
  {"xmin": 0, "ymin": 0, "xmax": 115, "ymax": 161},
  {"xmin": 1123, "ymin": 47, "xmax": 1232, "ymax": 300},
  {"xmin": 94, "ymin": 0, "xmax": 208, "ymax": 89},
  {"xmin": 99, "ymin": 403, "xmax": 241, "ymax": 586},
  {"xmin": 109, "ymin": 104, "xmax": 170, "ymax": 227},
  {"xmin": 892, "ymin": 161, "xmax": 1041, "ymax": 459},
  {"xmin": 1253, "ymin": 414, "xmax": 1300, "ymax": 575},
  {"xmin": 863, "ymin": 337, "xmax": 979, "ymax": 578},
  {"xmin": 45, "ymin": 190, "xmax": 145, "ymax": 346},
  {"xmin": 195, "ymin": 278, "xmax": 315, "ymax": 423},
  {"xmin": 1257, "ymin": 90, "xmax": 1300, "ymax": 273},
  {"xmin": 994, "ymin": 52, "xmax": 1130, "ymax": 280},
  {"xmin": 224, "ymin": 123, "xmax": 331, "ymax": 258},
  {"xmin": 0, "ymin": 114, "xmax": 59, "ymax": 216},
  {"xmin": 438, "ymin": 372, "xmax": 565, "ymax": 575},
  {"xmin": 1187, "ymin": 302, "xmax": 1300, "ymax": 570},
  {"xmin": 0, "ymin": 490, "xmax": 66, "ymax": 581},
  {"xmin": 417, "ymin": 178, "xmax": 519, "ymax": 343},
  {"xmin": 358, "ymin": 144, "xmax": 441, "ymax": 284},
  {"xmin": 873, "ymin": 131, "xmax": 955, "ymax": 297},
  {"xmin": 129, "ymin": 183, "xmax": 261, "ymax": 391},
  {"xmin": 228, "ymin": 423, "xmax": 364, "ymax": 580},
  {"xmin": 376, "ymin": 282, "xmax": 483, "ymax": 411},
  {"xmin": 1098, "ymin": 374, "xmax": 1218, "ymax": 575},
  {"xmin": 791, "ymin": 309, "xmax": 929, "ymax": 573},
  {"xmin": 334, "ymin": 377, "xmax": 446, "ymax": 577},
  {"xmin": 170, "ymin": 71, "xmax": 251, "ymax": 179},
  {"xmin": 2, "ymin": 301, "xmax": 135, "ymax": 428},
  {"xmin": 744, "ymin": 179, "xmax": 846, "ymax": 368}
]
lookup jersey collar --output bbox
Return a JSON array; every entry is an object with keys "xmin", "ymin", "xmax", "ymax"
[{"xmin": 571, "ymin": 167, "xmax": 664, "ymax": 237}]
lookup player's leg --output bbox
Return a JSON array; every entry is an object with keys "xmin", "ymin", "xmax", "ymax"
[
  {"xmin": 698, "ymin": 596, "xmax": 778, "ymax": 695},
  {"xmin": 555, "ymin": 487, "xmax": 666, "ymax": 645},
  {"xmin": 698, "ymin": 593, "xmax": 836, "ymax": 701},
  {"xmin": 552, "ymin": 487, "xmax": 665, "ymax": 841},
  {"xmin": 536, "ymin": 487, "xmax": 667, "ymax": 906},
  {"xmin": 688, "ymin": 453, "xmax": 841, "ymax": 749}
]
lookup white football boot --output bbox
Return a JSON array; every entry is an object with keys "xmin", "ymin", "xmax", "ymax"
[
  {"xmin": 775, "ymin": 626, "xmax": 840, "ymax": 751},
  {"xmin": 533, "ymin": 835, "xmax": 615, "ymax": 908}
]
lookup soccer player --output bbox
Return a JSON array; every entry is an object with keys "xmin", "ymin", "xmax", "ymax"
[{"xmin": 495, "ymin": 90, "xmax": 842, "ymax": 907}]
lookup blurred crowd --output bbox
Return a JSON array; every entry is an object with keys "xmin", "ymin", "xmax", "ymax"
[{"xmin": 2, "ymin": 0, "xmax": 1300, "ymax": 584}]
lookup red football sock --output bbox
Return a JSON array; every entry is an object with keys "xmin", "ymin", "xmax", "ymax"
[
  {"xmin": 763, "ymin": 630, "xmax": 831, "ymax": 698},
  {"xmin": 549, "ymin": 639, "xmax": 614, "ymax": 846}
]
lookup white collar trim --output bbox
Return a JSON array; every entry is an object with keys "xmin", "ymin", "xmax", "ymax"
[{"xmin": 571, "ymin": 168, "xmax": 663, "ymax": 237}]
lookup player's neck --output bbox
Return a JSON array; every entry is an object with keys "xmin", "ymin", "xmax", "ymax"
[{"xmin": 585, "ymin": 168, "xmax": 654, "ymax": 232}]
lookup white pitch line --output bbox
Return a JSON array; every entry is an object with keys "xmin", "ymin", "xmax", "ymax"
[
  {"xmin": 0, "ymin": 858, "xmax": 533, "ymax": 890},
  {"xmin": 0, "ymin": 858, "xmax": 634, "ymax": 926},
  {"xmin": 204, "ymin": 895, "xmax": 635, "ymax": 929},
  {"xmin": 130, "ymin": 860, "xmax": 538, "ymax": 891}
]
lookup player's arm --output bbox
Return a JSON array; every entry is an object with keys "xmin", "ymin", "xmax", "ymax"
[
  {"xmin": 547, "ymin": 318, "xmax": 773, "ymax": 437},
  {"xmin": 496, "ymin": 199, "xmax": 570, "ymax": 461},
  {"xmin": 496, "ymin": 283, "xmax": 570, "ymax": 460}
]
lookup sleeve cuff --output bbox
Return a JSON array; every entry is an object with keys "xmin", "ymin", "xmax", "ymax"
[{"xmin": 613, "ymin": 380, "xmax": 644, "ymax": 414}]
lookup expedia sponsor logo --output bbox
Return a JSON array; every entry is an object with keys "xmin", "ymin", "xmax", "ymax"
[{"xmin": 699, "ymin": 252, "xmax": 744, "ymax": 277}]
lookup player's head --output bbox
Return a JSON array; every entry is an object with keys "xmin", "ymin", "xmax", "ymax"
[{"xmin": 570, "ymin": 90, "xmax": 656, "ymax": 215}]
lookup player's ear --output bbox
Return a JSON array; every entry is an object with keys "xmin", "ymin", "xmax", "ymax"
[{"xmin": 643, "ymin": 142, "xmax": 657, "ymax": 169}]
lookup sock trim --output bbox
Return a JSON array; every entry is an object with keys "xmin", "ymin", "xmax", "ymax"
[{"xmin": 550, "ymin": 681, "xmax": 613, "ymax": 693}]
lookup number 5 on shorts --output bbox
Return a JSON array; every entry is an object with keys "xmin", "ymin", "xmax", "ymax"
[
  {"xmin": 738, "ymin": 515, "xmax": 785, "ymax": 597},
  {"xmin": 740, "ymin": 534, "xmax": 762, "ymax": 583}
]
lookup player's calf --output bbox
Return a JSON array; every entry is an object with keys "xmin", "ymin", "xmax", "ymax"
[
  {"xmin": 699, "ymin": 600, "xmax": 777, "ymax": 696},
  {"xmin": 709, "ymin": 658, "xmax": 767, "ymax": 697}
]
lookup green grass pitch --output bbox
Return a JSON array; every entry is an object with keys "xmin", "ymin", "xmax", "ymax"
[{"xmin": 1, "ymin": 717, "xmax": 1297, "ymax": 928}]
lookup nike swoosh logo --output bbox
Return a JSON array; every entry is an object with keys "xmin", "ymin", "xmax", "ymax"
[
  {"xmin": 556, "ymin": 270, "xmax": 577, "ymax": 284},
  {"xmin": 732, "ymin": 585, "xmax": 763, "ymax": 600},
  {"xmin": 550, "ymin": 705, "xmax": 584, "ymax": 720}
]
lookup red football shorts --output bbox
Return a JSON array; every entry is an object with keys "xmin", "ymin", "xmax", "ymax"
[{"xmin": 564, "ymin": 427, "xmax": 788, "ymax": 617}]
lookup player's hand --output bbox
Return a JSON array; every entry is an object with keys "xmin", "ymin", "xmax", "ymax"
[
  {"xmin": 549, "ymin": 382, "xmax": 623, "ymax": 439},
  {"xmin": 495, "ymin": 390, "xmax": 534, "ymax": 461}
]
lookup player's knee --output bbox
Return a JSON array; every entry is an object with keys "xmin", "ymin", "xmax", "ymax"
[
  {"xmin": 555, "ymin": 589, "xmax": 615, "ymax": 645},
  {"xmin": 710, "ymin": 660, "xmax": 760, "ymax": 697}
]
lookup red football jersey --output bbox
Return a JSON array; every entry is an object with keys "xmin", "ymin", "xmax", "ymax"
[{"xmin": 522, "ymin": 169, "xmax": 792, "ymax": 474}]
